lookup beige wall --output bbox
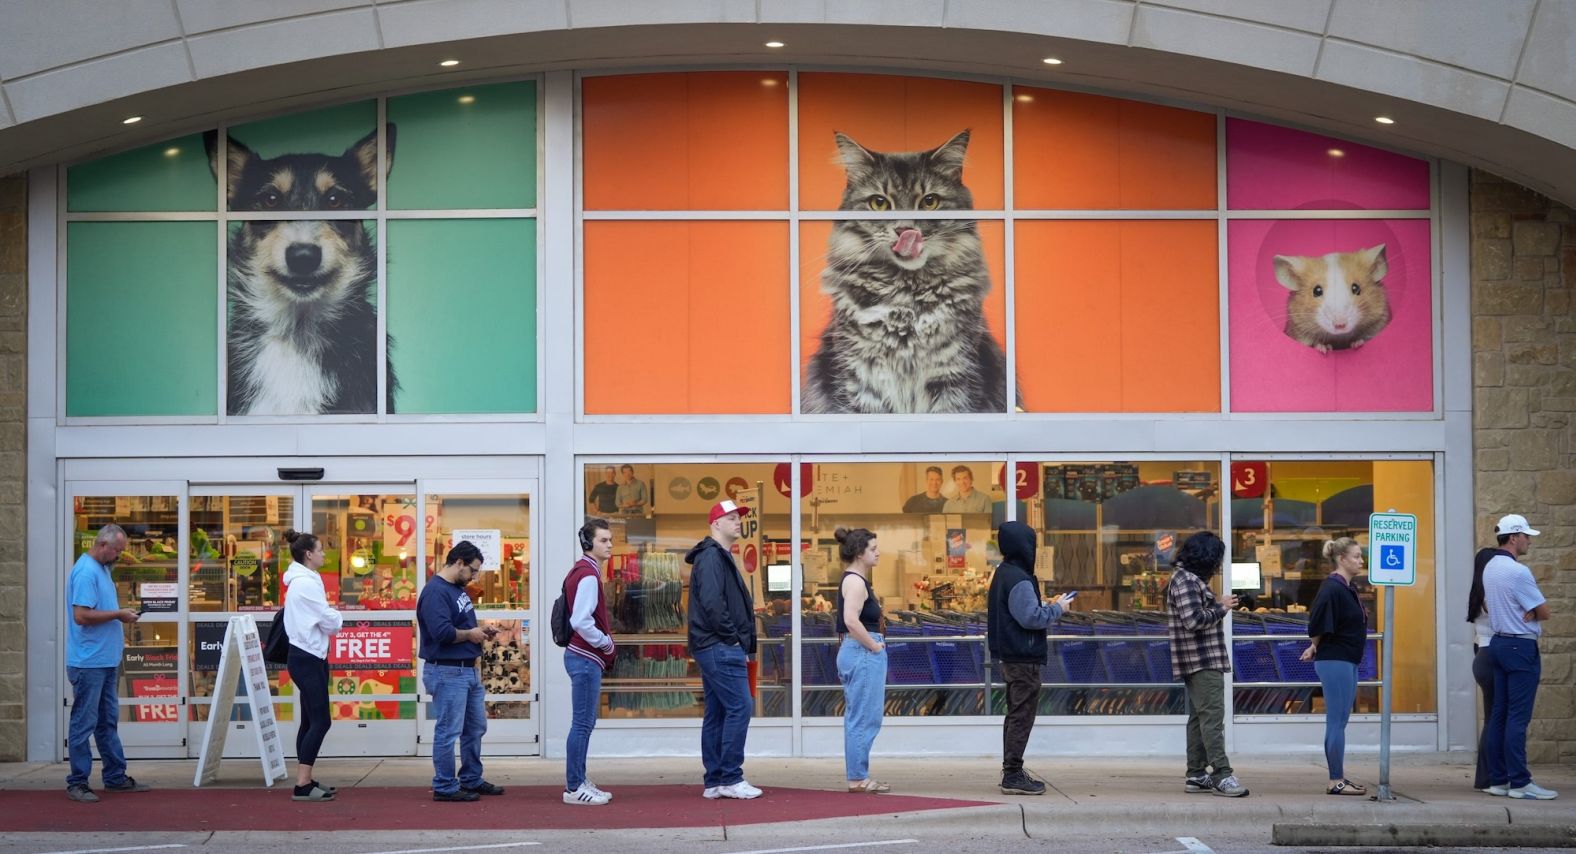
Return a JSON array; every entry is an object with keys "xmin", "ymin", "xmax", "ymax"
[
  {"xmin": 0, "ymin": 173, "xmax": 25, "ymax": 760},
  {"xmin": 1471, "ymin": 169, "xmax": 1576, "ymax": 765}
]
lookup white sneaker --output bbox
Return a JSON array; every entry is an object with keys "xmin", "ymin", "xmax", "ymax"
[
  {"xmin": 1508, "ymin": 782, "xmax": 1559, "ymax": 800},
  {"xmin": 1484, "ymin": 784, "xmax": 1509, "ymax": 796},
  {"xmin": 563, "ymin": 783, "xmax": 610, "ymax": 805},
  {"xmin": 586, "ymin": 780, "xmax": 613, "ymax": 801},
  {"xmin": 716, "ymin": 780, "xmax": 763, "ymax": 799},
  {"xmin": 702, "ymin": 786, "xmax": 720, "ymax": 799}
]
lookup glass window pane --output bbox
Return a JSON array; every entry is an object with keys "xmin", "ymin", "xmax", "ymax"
[
  {"xmin": 309, "ymin": 493, "xmax": 418, "ymax": 611},
  {"xmin": 327, "ymin": 619, "xmax": 417, "ymax": 721},
  {"xmin": 428, "ymin": 493, "xmax": 531, "ymax": 610},
  {"xmin": 189, "ymin": 495, "xmax": 295, "ymax": 612},
  {"xmin": 120, "ymin": 621, "xmax": 180, "ymax": 722},
  {"xmin": 585, "ymin": 462, "xmax": 790, "ymax": 718},
  {"xmin": 479, "ymin": 619, "xmax": 530, "ymax": 719},
  {"xmin": 67, "ymin": 134, "xmax": 216, "ymax": 212},
  {"xmin": 799, "ymin": 462, "xmax": 1002, "ymax": 717},
  {"xmin": 387, "ymin": 82, "xmax": 536, "ymax": 210},
  {"xmin": 224, "ymin": 101, "xmax": 382, "ymax": 213},
  {"xmin": 1228, "ymin": 460, "xmax": 1435, "ymax": 714},
  {"xmin": 66, "ymin": 222, "xmax": 217, "ymax": 416},
  {"xmin": 189, "ymin": 618, "xmax": 293, "ymax": 722},
  {"xmin": 72, "ymin": 495, "xmax": 180, "ymax": 612},
  {"xmin": 225, "ymin": 219, "xmax": 383, "ymax": 415},
  {"xmin": 1226, "ymin": 119, "xmax": 1430, "ymax": 211},
  {"xmin": 387, "ymin": 219, "xmax": 536, "ymax": 414}
]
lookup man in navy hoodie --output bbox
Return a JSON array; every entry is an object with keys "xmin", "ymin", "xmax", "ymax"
[
  {"xmin": 417, "ymin": 540, "xmax": 504, "ymax": 802},
  {"xmin": 987, "ymin": 521, "xmax": 1072, "ymax": 795},
  {"xmin": 687, "ymin": 499, "xmax": 762, "ymax": 800}
]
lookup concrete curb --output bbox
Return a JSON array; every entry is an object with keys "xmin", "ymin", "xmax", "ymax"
[{"xmin": 1273, "ymin": 822, "xmax": 1576, "ymax": 848}]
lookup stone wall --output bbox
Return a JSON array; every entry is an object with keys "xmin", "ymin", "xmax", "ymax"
[
  {"xmin": 1472, "ymin": 170, "xmax": 1576, "ymax": 765},
  {"xmin": 0, "ymin": 173, "xmax": 25, "ymax": 760}
]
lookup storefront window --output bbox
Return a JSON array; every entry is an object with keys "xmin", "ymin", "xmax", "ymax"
[
  {"xmin": 1019, "ymin": 461, "xmax": 1219, "ymax": 715},
  {"xmin": 584, "ymin": 462, "xmax": 791, "ymax": 718},
  {"xmin": 309, "ymin": 493, "xmax": 419, "ymax": 611},
  {"xmin": 798, "ymin": 461, "xmax": 1001, "ymax": 717},
  {"xmin": 118, "ymin": 621, "xmax": 181, "ymax": 724},
  {"xmin": 71, "ymin": 495, "xmax": 180, "ymax": 613},
  {"xmin": 188, "ymin": 618, "xmax": 294, "ymax": 723},
  {"xmin": 328, "ymin": 619, "xmax": 417, "ymax": 721},
  {"xmin": 427, "ymin": 493, "xmax": 531, "ymax": 610},
  {"xmin": 189, "ymin": 494, "xmax": 295, "ymax": 612},
  {"xmin": 1228, "ymin": 460, "xmax": 1436, "ymax": 714}
]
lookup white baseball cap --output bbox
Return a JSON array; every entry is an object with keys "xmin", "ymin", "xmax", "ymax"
[{"xmin": 1495, "ymin": 514, "xmax": 1540, "ymax": 537}]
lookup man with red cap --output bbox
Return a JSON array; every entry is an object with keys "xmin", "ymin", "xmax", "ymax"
[{"xmin": 686, "ymin": 499, "xmax": 762, "ymax": 800}]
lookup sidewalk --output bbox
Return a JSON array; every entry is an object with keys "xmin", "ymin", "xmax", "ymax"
[{"xmin": 2, "ymin": 753, "xmax": 1572, "ymax": 840}]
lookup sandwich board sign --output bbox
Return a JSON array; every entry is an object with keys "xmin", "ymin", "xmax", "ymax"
[
  {"xmin": 193, "ymin": 615, "xmax": 287, "ymax": 787},
  {"xmin": 1367, "ymin": 511, "xmax": 1418, "ymax": 586}
]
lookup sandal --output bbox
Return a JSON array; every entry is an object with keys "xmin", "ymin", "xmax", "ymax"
[
  {"xmin": 1327, "ymin": 779, "xmax": 1367, "ymax": 796},
  {"xmin": 848, "ymin": 779, "xmax": 891, "ymax": 793}
]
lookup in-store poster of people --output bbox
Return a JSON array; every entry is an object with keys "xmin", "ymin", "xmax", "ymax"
[{"xmin": 585, "ymin": 463, "xmax": 654, "ymax": 518}]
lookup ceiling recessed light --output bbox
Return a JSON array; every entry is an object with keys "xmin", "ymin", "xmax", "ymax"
[
  {"xmin": 163, "ymin": 147, "xmax": 181, "ymax": 157},
  {"xmin": 1327, "ymin": 148, "xmax": 1345, "ymax": 158},
  {"xmin": 1015, "ymin": 94, "xmax": 1034, "ymax": 103},
  {"xmin": 439, "ymin": 59, "xmax": 460, "ymax": 67},
  {"xmin": 764, "ymin": 41, "xmax": 785, "ymax": 48},
  {"xmin": 1042, "ymin": 57, "xmax": 1063, "ymax": 65},
  {"xmin": 1374, "ymin": 115, "xmax": 1395, "ymax": 125},
  {"xmin": 760, "ymin": 78, "xmax": 780, "ymax": 87},
  {"xmin": 122, "ymin": 115, "xmax": 143, "ymax": 125},
  {"xmin": 457, "ymin": 95, "xmax": 476, "ymax": 104}
]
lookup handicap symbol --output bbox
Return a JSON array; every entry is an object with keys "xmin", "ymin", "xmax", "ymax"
[{"xmin": 1379, "ymin": 544, "xmax": 1405, "ymax": 568}]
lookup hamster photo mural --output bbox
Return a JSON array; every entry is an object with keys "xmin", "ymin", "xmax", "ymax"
[
  {"xmin": 802, "ymin": 130, "xmax": 1015, "ymax": 414},
  {"xmin": 1273, "ymin": 244, "xmax": 1391, "ymax": 352}
]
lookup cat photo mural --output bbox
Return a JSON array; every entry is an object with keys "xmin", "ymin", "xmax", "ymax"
[{"xmin": 802, "ymin": 130, "xmax": 1014, "ymax": 414}]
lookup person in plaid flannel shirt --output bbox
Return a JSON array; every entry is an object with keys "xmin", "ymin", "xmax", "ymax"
[{"xmin": 1166, "ymin": 531, "xmax": 1248, "ymax": 798}]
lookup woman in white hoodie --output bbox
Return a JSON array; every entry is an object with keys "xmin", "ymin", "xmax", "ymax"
[{"xmin": 282, "ymin": 529, "xmax": 343, "ymax": 801}]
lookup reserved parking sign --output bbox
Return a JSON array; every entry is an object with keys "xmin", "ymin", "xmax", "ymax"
[{"xmin": 1368, "ymin": 511, "xmax": 1418, "ymax": 586}]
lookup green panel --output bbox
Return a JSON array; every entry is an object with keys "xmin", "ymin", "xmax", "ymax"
[
  {"xmin": 228, "ymin": 100, "xmax": 379, "ymax": 160},
  {"xmin": 387, "ymin": 219, "xmax": 536, "ymax": 413},
  {"xmin": 67, "ymin": 222, "xmax": 217, "ymax": 416},
  {"xmin": 386, "ymin": 82, "xmax": 536, "ymax": 210},
  {"xmin": 67, "ymin": 135, "xmax": 217, "ymax": 212}
]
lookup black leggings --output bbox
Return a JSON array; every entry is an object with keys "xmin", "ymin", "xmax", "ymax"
[
  {"xmin": 288, "ymin": 647, "xmax": 332, "ymax": 765},
  {"xmin": 1472, "ymin": 645, "xmax": 1496, "ymax": 790}
]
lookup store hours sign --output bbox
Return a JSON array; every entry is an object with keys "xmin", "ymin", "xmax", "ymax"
[{"xmin": 1368, "ymin": 511, "xmax": 1418, "ymax": 586}]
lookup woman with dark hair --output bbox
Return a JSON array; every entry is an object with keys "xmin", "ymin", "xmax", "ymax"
[
  {"xmin": 1467, "ymin": 543, "xmax": 1505, "ymax": 792},
  {"xmin": 1300, "ymin": 537, "xmax": 1368, "ymax": 795},
  {"xmin": 282, "ymin": 529, "xmax": 343, "ymax": 801},
  {"xmin": 1165, "ymin": 531, "xmax": 1247, "ymax": 798},
  {"xmin": 835, "ymin": 527, "xmax": 890, "ymax": 793}
]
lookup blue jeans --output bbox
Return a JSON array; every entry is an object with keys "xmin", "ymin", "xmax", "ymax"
[
  {"xmin": 66, "ymin": 666, "xmax": 127, "ymax": 788},
  {"xmin": 423, "ymin": 663, "xmax": 487, "ymax": 794},
  {"xmin": 1486, "ymin": 636, "xmax": 1541, "ymax": 788},
  {"xmin": 837, "ymin": 635, "xmax": 887, "ymax": 782},
  {"xmin": 1315, "ymin": 659, "xmax": 1358, "ymax": 781},
  {"xmin": 564, "ymin": 650, "xmax": 603, "ymax": 792},
  {"xmin": 694, "ymin": 642, "xmax": 752, "ymax": 788}
]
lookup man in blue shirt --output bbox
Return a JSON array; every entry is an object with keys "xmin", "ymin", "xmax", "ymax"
[
  {"xmin": 65, "ymin": 524, "xmax": 151, "ymax": 803},
  {"xmin": 417, "ymin": 540, "xmax": 503, "ymax": 802},
  {"xmin": 1482, "ymin": 514, "xmax": 1558, "ymax": 800}
]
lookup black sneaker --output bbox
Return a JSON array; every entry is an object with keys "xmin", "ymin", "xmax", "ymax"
[
  {"xmin": 103, "ymin": 777, "xmax": 151, "ymax": 793},
  {"xmin": 1000, "ymin": 771, "xmax": 1046, "ymax": 795},
  {"xmin": 1185, "ymin": 774, "xmax": 1215, "ymax": 793},
  {"xmin": 462, "ymin": 780, "xmax": 505, "ymax": 796},
  {"xmin": 66, "ymin": 784, "xmax": 99, "ymax": 803},
  {"xmin": 433, "ymin": 789, "xmax": 480, "ymax": 802}
]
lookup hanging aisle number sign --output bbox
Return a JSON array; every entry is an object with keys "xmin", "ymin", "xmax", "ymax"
[
  {"xmin": 1367, "ymin": 511, "xmax": 1418, "ymax": 586},
  {"xmin": 193, "ymin": 615, "xmax": 287, "ymax": 787}
]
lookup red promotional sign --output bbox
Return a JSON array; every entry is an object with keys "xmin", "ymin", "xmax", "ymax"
[
  {"xmin": 1231, "ymin": 462, "xmax": 1268, "ymax": 498},
  {"xmin": 742, "ymin": 543, "xmax": 759, "ymax": 573},
  {"xmin": 132, "ymin": 677, "xmax": 179, "ymax": 722},
  {"xmin": 772, "ymin": 463, "xmax": 815, "ymax": 498},
  {"xmin": 330, "ymin": 623, "xmax": 414, "ymax": 671},
  {"xmin": 1000, "ymin": 462, "xmax": 1042, "ymax": 500}
]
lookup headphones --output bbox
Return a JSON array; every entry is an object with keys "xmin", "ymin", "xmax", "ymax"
[{"xmin": 578, "ymin": 522, "xmax": 598, "ymax": 552}]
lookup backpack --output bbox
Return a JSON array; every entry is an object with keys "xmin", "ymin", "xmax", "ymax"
[
  {"xmin": 262, "ymin": 606, "xmax": 290, "ymax": 664},
  {"xmin": 550, "ymin": 588, "xmax": 572, "ymax": 647}
]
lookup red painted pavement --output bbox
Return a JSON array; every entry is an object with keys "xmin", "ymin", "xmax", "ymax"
[{"xmin": 0, "ymin": 786, "xmax": 991, "ymax": 832}]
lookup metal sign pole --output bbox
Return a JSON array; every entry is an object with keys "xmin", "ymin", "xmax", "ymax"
[
  {"xmin": 1368, "ymin": 506, "xmax": 1413, "ymax": 803},
  {"xmin": 1377, "ymin": 589, "xmax": 1395, "ymax": 801}
]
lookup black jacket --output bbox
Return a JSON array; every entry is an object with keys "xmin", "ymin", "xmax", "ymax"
[
  {"xmin": 685, "ymin": 537, "xmax": 758, "ymax": 655},
  {"xmin": 988, "ymin": 521, "xmax": 1048, "ymax": 664},
  {"xmin": 1307, "ymin": 573, "xmax": 1367, "ymax": 664}
]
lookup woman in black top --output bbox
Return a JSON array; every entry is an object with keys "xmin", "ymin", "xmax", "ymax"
[
  {"xmin": 835, "ymin": 527, "xmax": 889, "ymax": 793},
  {"xmin": 1300, "ymin": 537, "xmax": 1369, "ymax": 795}
]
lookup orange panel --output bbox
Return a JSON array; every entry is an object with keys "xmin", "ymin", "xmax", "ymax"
[
  {"xmin": 798, "ymin": 73, "xmax": 1004, "ymax": 211},
  {"xmin": 1016, "ymin": 221, "xmax": 1219, "ymax": 411},
  {"xmin": 585, "ymin": 222, "xmax": 790, "ymax": 414},
  {"xmin": 583, "ymin": 72, "xmax": 789, "ymax": 210},
  {"xmin": 1013, "ymin": 88, "xmax": 1216, "ymax": 210},
  {"xmin": 799, "ymin": 221, "xmax": 1006, "ymax": 380}
]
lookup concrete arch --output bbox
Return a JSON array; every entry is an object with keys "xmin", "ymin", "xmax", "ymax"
[{"xmin": 1, "ymin": 0, "xmax": 1573, "ymax": 204}]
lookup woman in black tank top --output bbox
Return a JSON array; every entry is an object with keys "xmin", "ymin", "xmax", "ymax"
[{"xmin": 834, "ymin": 527, "xmax": 890, "ymax": 793}]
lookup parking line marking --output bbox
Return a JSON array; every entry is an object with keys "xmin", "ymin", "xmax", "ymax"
[
  {"xmin": 34, "ymin": 846, "xmax": 187, "ymax": 854},
  {"xmin": 359, "ymin": 844, "xmax": 541, "ymax": 854},
  {"xmin": 724, "ymin": 840, "xmax": 918, "ymax": 854},
  {"xmin": 1177, "ymin": 838, "xmax": 1215, "ymax": 854}
]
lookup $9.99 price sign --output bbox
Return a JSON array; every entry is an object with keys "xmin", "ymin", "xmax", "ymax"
[{"xmin": 379, "ymin": 501, "xmax": 435, "ymax": 553}]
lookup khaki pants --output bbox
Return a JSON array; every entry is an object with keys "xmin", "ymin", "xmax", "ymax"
[{"xmin": 1184, "ymin": 669, "xmax": 1231, "ymax": 779}]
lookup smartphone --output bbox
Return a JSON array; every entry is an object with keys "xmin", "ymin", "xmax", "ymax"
[
  {"xmin": 1061, "ymin": 590, "xmax": 1078, "ymax": 601},
  {"xmin": 481, "ymin": 625, "xmax": 499, "ymax": 638}
]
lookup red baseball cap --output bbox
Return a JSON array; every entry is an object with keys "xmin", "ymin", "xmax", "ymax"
[{"xmin": 708, "ymin": 500, "xmax": 751, "ymax": 524}]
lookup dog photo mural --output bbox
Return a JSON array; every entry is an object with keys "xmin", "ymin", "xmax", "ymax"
[{"xmin": 206, "ymin": 115, "xmax": 398, "ymax": 416}]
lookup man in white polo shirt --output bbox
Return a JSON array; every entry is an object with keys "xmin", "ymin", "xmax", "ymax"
[{"xmin": 1481, "ymin": 513, "xmax": 1557, "ymax": 800}]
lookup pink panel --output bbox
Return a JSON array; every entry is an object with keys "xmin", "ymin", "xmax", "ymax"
[
  {"xmin": 1226, "ymin": 119, "xmax": 1430, "ymax": 211},
  {"xmin": 1228, "ymin": 219, "xmax": 1433, "ymax": 412}
]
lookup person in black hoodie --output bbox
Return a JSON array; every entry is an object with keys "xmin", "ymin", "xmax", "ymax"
[
  {"xmin": 987, "ymin": 521, "xmax": 1072, "ymax": 795},
  {"xmin": 686, "ymin": 499, "xmax": 762, "ymax": 800}
]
